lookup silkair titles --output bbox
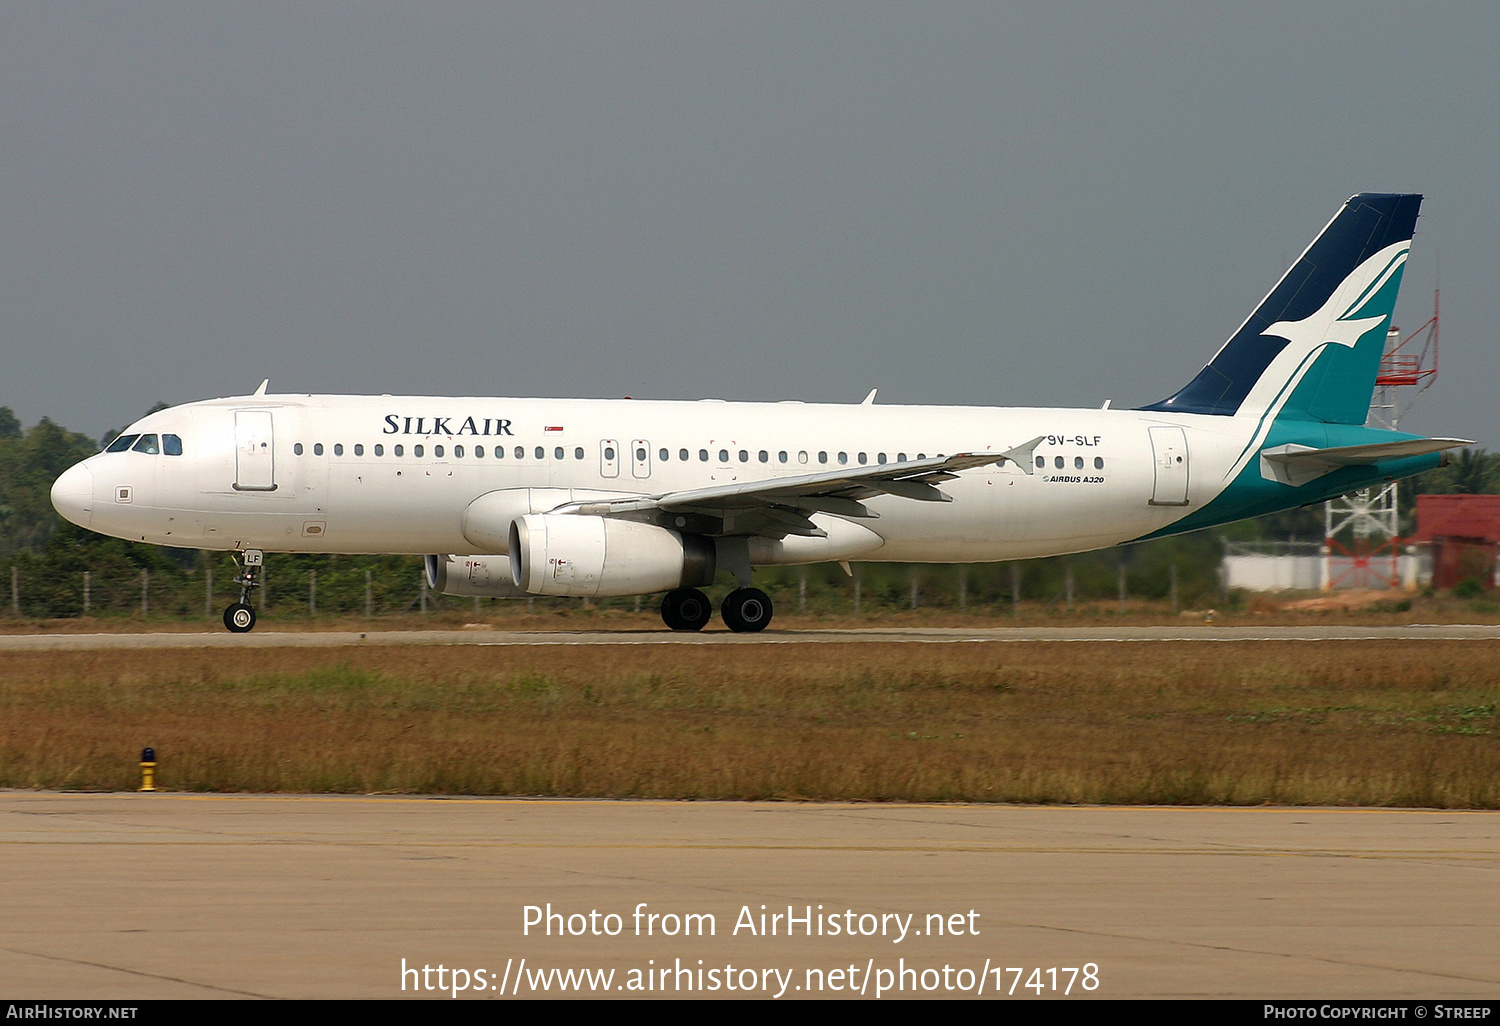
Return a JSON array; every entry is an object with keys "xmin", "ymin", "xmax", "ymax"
[{"xmin": 383, "ymin": 416, "xmax": 514, "ymax": 436}]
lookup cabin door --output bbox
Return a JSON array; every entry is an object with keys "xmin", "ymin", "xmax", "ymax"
[
  {"xmin": 1147, "ymin": 426, "xmax": 1189, "ymax": 506},
  {"xmin": 233, "ymin": 410, "xmax": 277, "ymax": 491}
]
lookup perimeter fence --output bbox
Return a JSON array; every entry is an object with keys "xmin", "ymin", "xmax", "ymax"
[{"xmin": 3, "ymin": 533, "xmax": 1226, "ymax": 623}]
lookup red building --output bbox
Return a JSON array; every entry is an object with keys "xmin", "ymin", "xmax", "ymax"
[{"xmin": 1411, "ymin": 495, "xmax": 1500, "ymax": 589}]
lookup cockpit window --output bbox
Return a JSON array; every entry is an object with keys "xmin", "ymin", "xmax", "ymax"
[
  {"xmin": 106, "ymin": 434, "xmax": 139, "ymax": 453},
  {"xmin": 131, "ymin": 434, "xmax": 160, "ymax": 454},
  {"xmin": 163, "ymin": 434, "xmax": 183, "ymax": 456}
]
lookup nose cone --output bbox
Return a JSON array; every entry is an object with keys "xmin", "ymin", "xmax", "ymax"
[{"xmin": 51, "ymin": 462, "xmax": 95, "ymax": 530}]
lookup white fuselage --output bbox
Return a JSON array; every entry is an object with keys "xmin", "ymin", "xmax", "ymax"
[{"xmin": 55, "ymin": 393, "xmax": 1240, "ymax": 563}]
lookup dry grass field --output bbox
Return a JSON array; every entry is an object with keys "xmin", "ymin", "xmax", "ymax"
[{"xmin": 2, "ymin": 640, "xmax": 1496, "ymax": 806}]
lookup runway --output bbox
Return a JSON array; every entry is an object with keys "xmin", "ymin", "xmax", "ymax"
[
  {"xmin": 3, "ymin": 793, "xmax": 1496, "ymax": 999},
  {"xmin": 4, "ymin": 623, "xmax": 1500, "ymax": 649}
]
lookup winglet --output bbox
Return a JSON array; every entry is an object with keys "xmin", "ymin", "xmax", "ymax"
[
  {"xmin": 1000, "ymin": 435, "xmax": 1047, "ymax": 476},
  {"xmin": 253, "ymin": 379, "xmax": 269, "ymax": 397},
  {"xmin": 861, "ymin": 388, "xmax": 877, "ymax": 405}
]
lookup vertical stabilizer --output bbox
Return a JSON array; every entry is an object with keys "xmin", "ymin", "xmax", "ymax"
[{"xmin": 1141, "ymin": 194, "xmax": 1421, "ymax": 424}]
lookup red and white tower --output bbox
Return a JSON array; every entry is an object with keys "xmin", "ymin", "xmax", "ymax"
[{"xmin": 1321, "ymin": 291, "xmax": 1440, "ymax": 589}]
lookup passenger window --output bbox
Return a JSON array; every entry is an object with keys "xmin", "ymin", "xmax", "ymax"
[
  {"xmin": 858, "ymin": 452, "xmax": 867, "ymax": 464},
  {"xmin": 453, "ymin": 445, "xmax": 463, "ymax": 458},
  {"xmin": 917, "ymin": 453, "xmax": 927, "ymax": 460},
  {"xmin": 1035, "ymin": 455, "xmax": 1045, "ymax": 468},
  {"xmin": 1094, "ymin": 457, "xmax": 1105, "ymax": 470},
  {"xmin": 897, "ymin": 452, "xmax": 907, "ymax": 462},
  {"xmin": 414, "ymin": 445, "xmax": 424, "ymax": 458},
  {"xmin": 515, "ymin": 446, "xmax": 524, "ymax": 459},
  {"xmin": 1074, "ymin": 456, "xmax": 1084, "ymax": 469},
  {"xmin": 106, "ymin": 434, "xmax": 139, "ymax": 453},
  {"xmin": 798, "ymin": 451, "xmax": 808, "ymax": 464},
  {"xmin": 604, "ymin": 446, "xmax": 615, "ymax": 461},
  {"xmin": 1054, "ymin": 456, "xmax": 1064, "ymax": 469},
  {"xmin": 535, "ymin": 447, "xmax": 545, "ymax": 459},
  {"xmin": 434, "ymin": 444, "xmax": 445, "ymax": 457},
  {"xmin": 838, "ymin": 452, "xmax": 848, "ymax": 465},
  {"xmin": 877, "ymin": 453, "xmax": 886, "ymax": 464},
  {"xmin": 132, "ymin": 434, "xmax": 160, "ymax": 454},
  {"xmin": 163, "ymin": 434, "xmax": 183, "ymax": 456},
  {"xmin": 394, "ymin": 445, "xmax": 404, "ymax": 457},
  {"xmin": 719, "ymin": 450, "xmax": 729, "ymax": 463},
  {"xmin": 354, "ymin": 444, "xmax": 364, "ymax": 456},
  {"xmin": 575, "ymin": 447, "xmax": 584, "ymax": 460},
  {"xmin": 334, "ymin": 444, "xmax": 343, "ymax": 456},
  {"xmin": 659, "ymin": 448, "xmax": 669, "ymax": 462},
  {"xmin": 699, "ymin": 449, "xmax": 708, "ymax": 462},
  {"xmin": 758, "ymin": 450, "xmax": 768, "ymax": 463},
  {"xmin": 738, "ymin": 450, "xmax": 748, "ymax": 463},
  {"xmin": 374, "ymin": 444, "xmax": 384, "ymax": 456},
  {"xmin": 314, "ymin": 443, "xmax": 324, "ymax": 456},
  {"xmin": 635, "ymin": 447, "xmax": 646, "ymax": 462},
  {"xmin": 819, "ymin": 452, "xmax": 828, "ymax": 464},
  {"xmin": 556, "ymin": 447, "xmax": 565, "ymax": 460},
  {"xmin": 680, "ymin": 449, "xmax": 690, "ymax": 461},
  {"xmin": 294, "ymin": 443, "xmax": 304, "ymax": 456},
  {"xmin": 473, "ymin": 445, "xmax": 483, "ymax": 458},
  {"xmin": 778, "ymin": 451, "xmax": 788, "ymax": 463}
]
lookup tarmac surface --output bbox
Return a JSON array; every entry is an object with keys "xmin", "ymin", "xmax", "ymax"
[
  {"xmin": 3, "ymin": 793, "xmax": 1497, "ymax": 1000},
  {"xmin": 5, "ymin": 623, "xmax": 1500, "ymax": 649}
]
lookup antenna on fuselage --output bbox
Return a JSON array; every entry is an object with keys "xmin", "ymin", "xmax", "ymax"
[{"xmin": 253, "ymin": 379, "xmax": 269, "ymax": 396}]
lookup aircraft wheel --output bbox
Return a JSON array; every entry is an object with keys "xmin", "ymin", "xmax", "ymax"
[
  {"xmin": 224, "ymin": 602, "xmax": 257, "ymax": 633},
  {"xmin": 660, "ymin": 588, "xmax": 712, "ymax": 631},
  {"xmin": 721, "ymin": 587, "xmax": 773, "ymax": 633}
]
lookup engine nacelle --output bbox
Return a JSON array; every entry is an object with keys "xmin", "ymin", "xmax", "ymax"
[
  {"xmin": 462, "ymin": 487, "xmax": 635, "ymax": 551},
  {"xmin": 508, "ymin": 514, "xmax": 715, "ymax": 597},
  {"xmin": 425, "ymin": 554, "xmax": 528, "ymax": 598}
]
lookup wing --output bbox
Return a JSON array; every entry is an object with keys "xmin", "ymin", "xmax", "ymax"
[{"xmin": 551, "ymin": 437, "xmax": 1046, "ymax": 539}]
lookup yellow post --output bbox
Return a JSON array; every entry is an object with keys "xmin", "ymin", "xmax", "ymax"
[{"xmin": 139, "ymin": 747, "xmax": 157, "ymax": 792}]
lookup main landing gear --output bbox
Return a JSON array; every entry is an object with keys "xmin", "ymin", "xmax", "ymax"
[
  {"xmin": 659, "ymin": 586, "xmax": 773, "ymax": 633},
  {"xmin": 660, "ymin": 588, "xmax": 713, "ymax": 632},
  {"xmin": 223, "ymin": 549, "xmax": 263, "ymax": 633}
]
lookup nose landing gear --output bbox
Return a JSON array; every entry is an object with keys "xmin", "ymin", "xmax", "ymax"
[{"xmin": 223, "ymin": 549, "xmax": 263, "ymax": 633}]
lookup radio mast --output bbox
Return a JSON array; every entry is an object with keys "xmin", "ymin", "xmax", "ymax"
[{"xmin": 1321, "ymin": 290, "xmax": 1440, "ymax": 589}]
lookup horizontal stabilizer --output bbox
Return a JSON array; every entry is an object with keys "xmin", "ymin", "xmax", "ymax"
[{"xmin": 1260, "ymin": 437, "xmax": 1470, "ymax": 487}]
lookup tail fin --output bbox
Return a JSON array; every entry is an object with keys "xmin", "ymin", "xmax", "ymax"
[{"xmin": 1141, "ymin": 193, "xmax": 1421, "ymax": 424}]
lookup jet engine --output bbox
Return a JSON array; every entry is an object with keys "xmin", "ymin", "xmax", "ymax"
[
  {"xmin": 424, "ymin": 554, "xmax": 527, "ymax": 598},
  {"xmin": 508, "ymin": 514, "xmax": 715, "ymax": 597}
]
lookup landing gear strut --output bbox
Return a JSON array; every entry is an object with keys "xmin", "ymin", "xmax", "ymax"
[
  {"xmin": 224, "ymin": 549, "xmax": 263, "ymax": 633},
  {"xmin": 721, "ymin": 587, "xmax": 773, "ymax": 633},
  {"xmin": 660, "ymin": 588, "xmax": 713, "ymax": 632}
]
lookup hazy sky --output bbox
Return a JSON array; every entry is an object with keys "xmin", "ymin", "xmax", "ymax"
[{"xmin": 2, "ymin": 3, "xmax": 1495, "ymax": 445}]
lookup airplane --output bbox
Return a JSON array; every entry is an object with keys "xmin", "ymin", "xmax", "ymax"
[{"xmin": 51, "ymin": 193, "xmax": 1467, "ymax": 634}]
